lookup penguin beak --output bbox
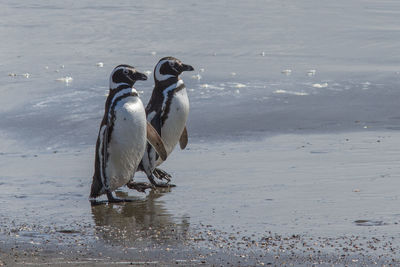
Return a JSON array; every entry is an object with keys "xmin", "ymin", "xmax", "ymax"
[
  {"xmin": 180, "ymin": 63, "xmax": 194, "ymax": 72},
  {"xmin": 134, "ymin": 71, "xmax": 148, "ymax": 81}
]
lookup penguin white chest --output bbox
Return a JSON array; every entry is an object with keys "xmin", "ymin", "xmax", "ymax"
[
  {"xmin": 106, "ymin": 97, "xmax": 147, "ymax": 191},
  {"xmin": 161, "ymin": 88, "xmax": 189, "ymax": 157}
]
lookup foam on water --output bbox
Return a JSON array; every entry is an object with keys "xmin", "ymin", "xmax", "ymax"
[
  {"xmin": 312, "ymin": 82, "xmax": 328, "ymax": 88},
  {"xmin": 274, "ymin": 89, "xmax": 309, "ymax": 96}
]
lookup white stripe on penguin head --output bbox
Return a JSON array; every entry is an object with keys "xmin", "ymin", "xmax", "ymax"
[
  {"xmin": 154, "ymin": 59, "xmax": 175, "ymax": 82},
  {"xmin": 109, "ymin": 66, "xmax": 134, "ymax": 90}
]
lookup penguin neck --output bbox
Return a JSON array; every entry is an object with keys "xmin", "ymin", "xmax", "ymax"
[
  {"xmin": 110, "ymin": 80, "xmax": 135, "ymax": 91},
  {"xmin": 156, "ymin": 76, "xmax": 183, "ymax": 92},
  {"xmin": 109, "ymin": 84, "xmax": 138, "ymax": 98},
  {"xmin": 106, "ymin": 85, "xmax": 138, "ymax": 112},
  {"xmin": 146, "ymin": 78, "xmax": 184, "ymax": 113},
  {"xmin": 155, "ymin": 76, "xmax": 180, "ymax": 89},
  {"xmin": 110, "ymin": 82, "xmax": 134, "ymax": 91}
]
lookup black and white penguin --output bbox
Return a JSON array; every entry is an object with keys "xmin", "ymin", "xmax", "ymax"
[
  {"xmin": 90, "ymin": 65, "xmax": 167, "ymax": 203},
  {"xmin": 138, "ymin": 57, "xmax": 194, "ymax": 187}
]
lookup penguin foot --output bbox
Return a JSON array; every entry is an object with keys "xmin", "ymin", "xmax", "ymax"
[
  {"xmin": 153, "ymin": 168, "xmax": 172, "ymax": 182},
  {"xmin": 126, "ymin": 182, "xmax": 155, "ymax": 193},
  {"xmin": 90, "ymin": 199, "xmax": 108, "ymax": 206},
  {"xmin": 106, "ymin": 190, "xmax": 134, "ymax": 203},
  {"xmin": 154, "ymin": 182, "xmax": 176, "ymax": 188},
  {"xmin": 148, "ymin": 175, "xmax": 176, "ymax": 188}
]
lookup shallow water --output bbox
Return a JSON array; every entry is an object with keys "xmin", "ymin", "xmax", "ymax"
[
  {"xmin": 1, "ymin": 0, "xmax": 400, "ymax": 265},
  {"xmin": 1, "ymin": 0, "xmax": 400, "ymax": 148}
]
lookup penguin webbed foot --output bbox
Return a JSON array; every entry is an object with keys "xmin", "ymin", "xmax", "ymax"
[
  {"xmin": 148, "ymin": 174, "xmax": 176, "ymax": 188},
  {"xmin": 126, "ymin": 182, "xmax": 155, "ymax": 192},
  {"xmin": 153, "ymin": 168, "xmax": 172, "ymax": 182},
  {"xmin": 90, "ymin": 199, "xmax": 108, "ymax": 206}
]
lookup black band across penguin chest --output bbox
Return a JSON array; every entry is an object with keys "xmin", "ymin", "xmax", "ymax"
[
  {"xmin": 161, "ymin": 82, "xmax": 186, "ymax": 125},
  {"xmin": 105, "ymin": 87, "xmax": 138, "ymax": 145}
]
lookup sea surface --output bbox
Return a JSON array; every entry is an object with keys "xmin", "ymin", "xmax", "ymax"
[
  {"xmin": 1, "ymin": 0, "xmax": 400, "ymax": 148},
  {"xmin": 1, "ymin": 0, "xmax": 400, "ymax": 264}
]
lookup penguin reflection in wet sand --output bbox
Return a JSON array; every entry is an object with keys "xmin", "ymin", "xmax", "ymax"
[
  {"xmin": 90, "ymin": 65, "xmax": 167, "ymax": 203},
  {"xmin": 138, "ymin": 57, "xmax": 194, "ymax": 187}
]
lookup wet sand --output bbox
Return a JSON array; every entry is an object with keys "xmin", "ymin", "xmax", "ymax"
[{"xmin": 1, "ymin": 131, "xmax": 400, "ymax": 266}]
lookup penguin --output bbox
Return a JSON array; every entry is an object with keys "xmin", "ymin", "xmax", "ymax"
[
  {"xmin": 138, "ymin": 57, "xmax": 194, "ymax": 187},
  {"xmin": 90, "ymin": 64, "xmax": 167, "ymax": 203}
]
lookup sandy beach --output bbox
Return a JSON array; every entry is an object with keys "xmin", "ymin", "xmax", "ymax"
[{"xmin": 1, "ymin": 131, "xmax": 400, "ymax": 266}]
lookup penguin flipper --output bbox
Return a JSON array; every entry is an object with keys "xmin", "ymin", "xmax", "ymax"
[
  {"xmin": 90, "ymin": 124, "xmax": 108, "ymax": 199},
  {"xmin": 179, "ymin": 126, "xmax": 188, "ymax": 149},
  {"xmin": 100, "ymin": 122, "xmax": 110, "ymax": 192},
  {"xmin": 150, "ymin": 111, "xmax": 162, "ymax": 135},
  {"xmin": 146, "ymin": 122, "xmax": 167, "ymax": 161}
]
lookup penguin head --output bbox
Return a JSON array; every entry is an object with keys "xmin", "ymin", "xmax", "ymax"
[
  {"xmin": 109, "ymin": 64, "xmax": 147, "ymax": 90},
  {"xmin": 154, "ymin": 57, "xmax": 194, "ymax": 83}
]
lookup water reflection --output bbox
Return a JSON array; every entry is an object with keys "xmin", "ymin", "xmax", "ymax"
[{"xmin": 91, "ymin": 189, "xmax": 190, "ymax": 247}]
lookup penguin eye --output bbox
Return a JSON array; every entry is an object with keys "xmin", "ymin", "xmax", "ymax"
[
  {"xmin": 168, "ymin": 61, "xmax": 175, "ymax": 67},
  {"xmin": 123, "ymin": 69, "xmax": 129, "ymax": 75}
]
